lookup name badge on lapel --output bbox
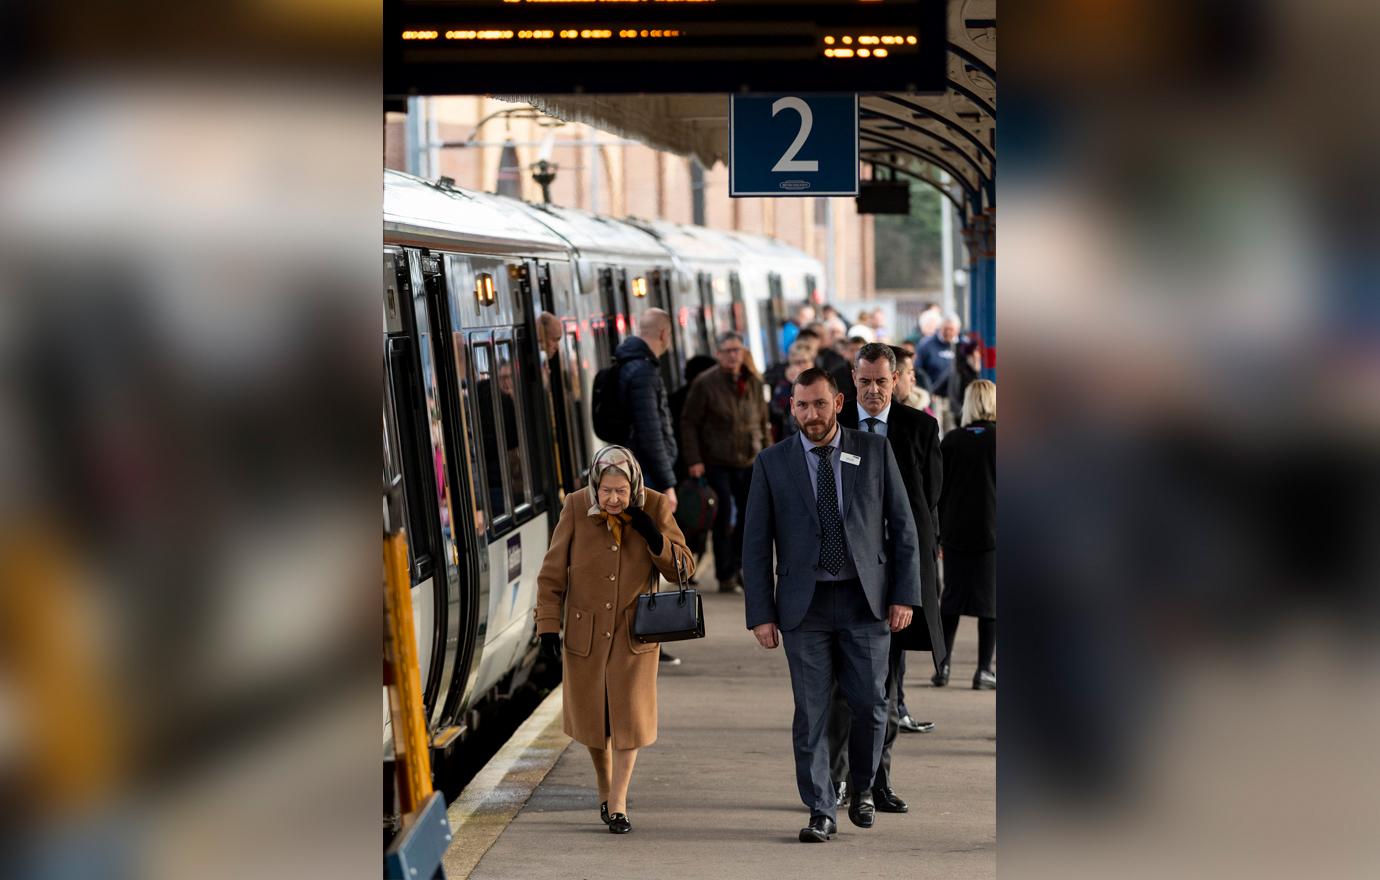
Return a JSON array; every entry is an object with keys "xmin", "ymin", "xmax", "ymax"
[{"xmin": 840, "ymin": 452, "xmax": 862, "ymax": 466}]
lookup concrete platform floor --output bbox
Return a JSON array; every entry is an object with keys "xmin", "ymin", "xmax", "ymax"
[{"xmin": 467, "ymin": 587, "xmax": 994, "ymax": 880}]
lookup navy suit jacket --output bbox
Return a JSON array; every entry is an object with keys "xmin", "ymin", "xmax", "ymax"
[{"xmin": 742, "ymin": 427, "xmax": 921, "ymax": 632}]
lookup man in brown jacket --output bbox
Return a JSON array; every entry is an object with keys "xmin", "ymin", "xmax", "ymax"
[{"xmin": 681, "ymin": 331, "xmax": 772, "ymax": 593}]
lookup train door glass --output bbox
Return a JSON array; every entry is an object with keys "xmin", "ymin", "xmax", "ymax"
[
  {"xmin": 560, "ymin": 316, "xmax": 590, "ymax": 480},
  {"xmin": 467, "ymin": 337, "xmax": 511, "ymax": 528},
  {"xmin": 613, "ymin": 268, "xmax": 631, "ymax": 343},
  {"xmin": 697, "ymin": 272, "xmax": 715, "ymax": 350},
  {"xmin": 493, "ymin": 336, "xmax": 532, "ymax": 513},
  {"xmin": 595, "ymin": 267, "xmax": 619, "ymax": 365},
  {"xmin": 439, "ymin": 253, "xmax": 488, "ymax": 543},
  {"xmin": 761, "ymin": 272, "xmax": 785, "ymax": 366},
  {"xmin": 645, "ymin": 268, "xmax": 679, "ymax": 389},
  {"xmin": 729, "ymin": 272, "xmax": 747, "ymax": 336}
]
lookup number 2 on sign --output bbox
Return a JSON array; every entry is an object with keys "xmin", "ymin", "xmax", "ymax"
[{"xmin": 770, "ymin": 97, "xmax": 820, "ymax": 173}]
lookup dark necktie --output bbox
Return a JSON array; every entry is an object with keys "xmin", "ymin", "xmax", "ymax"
[
  {"xmin": 864, "ymin": 417, "xmax": 880, "ymax": 433},
  {"xmin": 811, "ymin": 445, "xmax": 845, "ymax": 575}
]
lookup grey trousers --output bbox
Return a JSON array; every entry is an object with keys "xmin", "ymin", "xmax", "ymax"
[
  {"xmin": 830, "ymin": 637, "xmax": 904, "ymax": 792},
  {"xmin": 781, "ymin": 579, "xmax": 891, "ymax": 821}
]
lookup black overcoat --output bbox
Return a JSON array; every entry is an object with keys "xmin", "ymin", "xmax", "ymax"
[{"xmin": 841, "ymin": 403, "xmax": 948, "ymax": 670}]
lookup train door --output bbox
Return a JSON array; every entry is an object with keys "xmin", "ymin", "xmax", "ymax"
[
  {"xmin": 385, "ymin": 247, "xmax": 481, "ymax": 738},
  {"xmin": 521, "ymin": 259, "xmax": 579, "ymax": 502},
  {"xmin": 549, "ymin": 261, "xmax": 592, "ymax": 488}
]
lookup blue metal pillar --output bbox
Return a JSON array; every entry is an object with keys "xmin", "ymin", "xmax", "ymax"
[{"xmin": 973, "ymin": 209, "xmax": 996, "ymax": 381}]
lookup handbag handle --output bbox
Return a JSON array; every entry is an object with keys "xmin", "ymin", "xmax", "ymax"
[{"xmin": 646, "ymin": 546, "xmax": 691, "ymax": 609}]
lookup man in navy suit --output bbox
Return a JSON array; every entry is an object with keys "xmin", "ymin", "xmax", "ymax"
[{"xmin": 742, "ymin": 367, "xmax": 921, "ymax": 843}]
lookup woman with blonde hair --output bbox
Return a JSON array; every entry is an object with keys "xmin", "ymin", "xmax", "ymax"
[
  {"xmin": 934, "ymin": 380, "xmax": 997, "ymax": 689},
  {"xmin": 534, "ymin": 445, "xmax": 694, "ymax": 833}
]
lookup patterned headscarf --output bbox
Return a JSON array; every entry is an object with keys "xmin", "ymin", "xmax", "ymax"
[{"xmin": 586, "ymin": 445, "xmax": 646, "ymax": 544}]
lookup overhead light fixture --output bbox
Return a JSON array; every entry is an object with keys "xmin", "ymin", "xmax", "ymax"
[{"xmin": 632, "ymin": 277, "xmax": 648, "ymax": 298}]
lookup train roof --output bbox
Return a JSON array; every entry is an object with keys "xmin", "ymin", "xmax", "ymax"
[
  {"xmin": 517, "ymin": 202, "xmax": 671, "ymax": 265},
  {"xmin": 627, "ymin": 218, "xmax": 741, "ymax": 267},
  {"xmin": 384, "ymin": 170, "xmax": 570, "ymax": 258}
]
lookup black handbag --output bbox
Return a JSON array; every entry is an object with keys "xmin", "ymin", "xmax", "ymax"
[{"xmin": 632, "ymin": 549, "xmax": 705, "ymax": 643}]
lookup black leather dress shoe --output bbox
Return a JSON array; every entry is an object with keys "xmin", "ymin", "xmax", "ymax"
[
  {"xmin": 897, "ymin": 714, "xmax": 936, "ymax": 734},
  {"xmin": 834, "ymin": 780, "xmax": 848, "ymax": 807},
  {"xmin": 932, "ymin": 663, "xmax": 950, "ymax": 687},
  {"xmin": 799, "ymin": 815, "xmax": 836, "ymax": 843},
  {"xmin": 847, "ymin": 788, "xmax": 875, "ymax": 828},
  {"xmin": 973, "ymin": 669, "xmax": 997, "ymax": 690},
  {"xmin": 871, "ymin": 786, "xmax": 909, "ymax": 813},
  {"xmin": 600, "ymin": 801, "xmax": 610, "ymax": 825},
  {"xmin": 608, "ymin": 812, "xmax": 631, "ymax": 834}
]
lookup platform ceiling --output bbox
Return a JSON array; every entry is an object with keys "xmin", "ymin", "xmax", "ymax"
[{"xmin": 511, "ymin": 2, "xmax": 994, "ymax": 216}]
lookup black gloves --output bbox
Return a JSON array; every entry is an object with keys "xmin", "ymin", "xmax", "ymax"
[
  {"xmin": 540, "ymin": 632, "xmax": 561, "ymax": 662},
  {"xmin": 625, "ymin": 507, "xmax": 664, "ymax": 555}
]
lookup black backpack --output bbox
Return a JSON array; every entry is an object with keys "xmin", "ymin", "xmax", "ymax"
[{"xmin": 591, "ymin": 355, "xmax": 632, "ymax": 443}]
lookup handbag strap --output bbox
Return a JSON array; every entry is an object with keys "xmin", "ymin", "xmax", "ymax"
[{"xmin": 647, "ymin": 547, "xmax": 690, "ymax": 603}]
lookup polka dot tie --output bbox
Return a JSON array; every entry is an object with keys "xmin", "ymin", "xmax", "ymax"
[{"xmin": 812, "ymin": 445, "xmax": 845, "ymax": 575}]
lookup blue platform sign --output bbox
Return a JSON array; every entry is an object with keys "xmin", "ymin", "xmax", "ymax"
[{"xmin": 730, "ymin": 94, "xmax": 858, "ymax": 197}]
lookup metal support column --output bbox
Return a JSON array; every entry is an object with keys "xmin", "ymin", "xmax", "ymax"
[{"xmin": 384, "ymin": 479, "xmax": 451, "ymax": 880}]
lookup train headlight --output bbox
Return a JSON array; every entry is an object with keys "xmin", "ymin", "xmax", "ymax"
[{"xmin": 475, "ymin": 273, "xmax": 496, "ymax": 306}]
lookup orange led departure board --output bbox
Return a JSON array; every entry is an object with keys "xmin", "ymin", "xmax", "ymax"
[{"xmin": 386, "ymin": 0, "xmax": 947, "ymax": 96}]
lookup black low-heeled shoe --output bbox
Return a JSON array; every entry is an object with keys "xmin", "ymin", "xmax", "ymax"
[
  {"xmin": 600, "ymin": 801, "xmax": 610, "ymax": 825},
  {"xmin": 608, "ymin": 812, "xmax": 631, "ymax": 834}
]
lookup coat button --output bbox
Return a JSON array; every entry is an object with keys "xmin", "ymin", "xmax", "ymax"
[
  {"xmin": 605, "ymin": 602, "xmax": 612, "ymax": 609},
  {"xmin": 608, "ymin": 575, "xmax": 616, "ymax": 581},
  {"xmin": 610, "ymin": 545, "xmax": 617, "ymax": 551},
  {"xmin": 604, "ymin": 632, "xmax": 612, "ymax": 639},
  {"xmin": 575, "ymin": 612, "xmax": 581, "ymax": 619}
]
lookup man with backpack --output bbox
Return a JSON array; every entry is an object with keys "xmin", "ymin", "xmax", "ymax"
[{"xmin": 594, "ymin": 308, "xmax": 679, "ymax": 514}]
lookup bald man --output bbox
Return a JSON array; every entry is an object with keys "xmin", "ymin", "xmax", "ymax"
[
  {"xmin": 613, "ymin": 308, "xmax": 678, "ymax": 512},
  {"xmin": 537, "ymin": 311, "xmax": 563, "ymax": 360}
]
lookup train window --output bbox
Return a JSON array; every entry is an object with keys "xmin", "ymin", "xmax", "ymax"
[
  {"xmin": 493, "ymin": 338, "xmax": 530, "ymax": 509},
  {"xmin": 468, "ymin": 338, "xmax": 510, "ymax": 524}
]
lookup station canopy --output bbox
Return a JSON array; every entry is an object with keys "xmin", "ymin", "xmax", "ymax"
[{"xmin": 506, "ymin": 4, "xmax": 994, "ymax": 216}]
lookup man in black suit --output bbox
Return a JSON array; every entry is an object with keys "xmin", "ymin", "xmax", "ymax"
[{"xmin": 827, "ymin": 343, "xmax": 947, "ymax": 814}]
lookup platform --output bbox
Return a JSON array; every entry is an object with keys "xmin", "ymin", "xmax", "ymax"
[{"xmin": 455, "ymin": 587, "xmax": 995, "ymax": 880}]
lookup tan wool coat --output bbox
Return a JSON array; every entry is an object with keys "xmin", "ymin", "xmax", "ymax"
[{"xmin": 534, "ymin": 488, "xmax": 694, "ymax": 749}]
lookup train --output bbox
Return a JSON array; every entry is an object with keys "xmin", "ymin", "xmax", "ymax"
[{"xmin": 381, "ymin": 169, "xmax": 824, "ymax": 815}]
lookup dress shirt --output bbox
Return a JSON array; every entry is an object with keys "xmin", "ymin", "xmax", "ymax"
[
  {"xmin": 856, "ymin": 401, "xmax": 892, "ymax": 438},
  {"xmin": 798, "ymin": 426, "xmax": 859, "ymax": 581}
]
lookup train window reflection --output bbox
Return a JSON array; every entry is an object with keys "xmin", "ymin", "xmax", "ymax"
[
  {"xmin": 494, "ymin": 340, "xmax": 529, "ymax": 507},
  {"xmin": 468, "ymin": 339, "xmax": 509, "ymax": 523}
]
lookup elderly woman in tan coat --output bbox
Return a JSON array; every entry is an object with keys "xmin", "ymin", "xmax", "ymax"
[{"xmin": 534, "ymin": 445, "xmax": 694, "ymax": 834}]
